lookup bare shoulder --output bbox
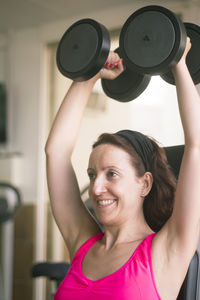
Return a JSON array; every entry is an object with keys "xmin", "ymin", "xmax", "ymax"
[{"xmin": 151, "ymin": 225, "xmax": 196, "ymax": 300}]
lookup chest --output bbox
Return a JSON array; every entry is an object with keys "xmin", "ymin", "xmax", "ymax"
[
  {"xmin": 81, "ymin": 241, "xmax": 141, "ymax": 281},
  {"xmin": 81, "ymin": 237, "xmax": 187, "ymax": 300}
]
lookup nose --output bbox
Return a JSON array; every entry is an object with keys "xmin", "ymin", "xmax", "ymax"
[{"xmin": 91, "ymin": 176, "xmax": 107, "ymax": 196}]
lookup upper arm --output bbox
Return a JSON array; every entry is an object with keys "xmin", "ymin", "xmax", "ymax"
[
  {"xmin": 167, "ymin": 146, "xmax": 200, "ymax": 251},
  {"xmin": 161, "ymin": 146, "xmax": 200, "ymax": 261},
  {"xmin": 151, "ymin": 225, "xmax": 197, "ymax": 299},
  {"xmin": 46, "ymin": 154, "xmax": 102, "ymax": 259}
]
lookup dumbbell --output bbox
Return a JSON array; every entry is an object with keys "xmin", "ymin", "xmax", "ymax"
[
  {"xmin": 56, "ymin": 18, "xmax": 110, "ymax": 82},
  {"xmin": 119, "ymin": 5, "xmax": 200, "ymax": 86},
  {"xmin": 56, "ymin": 18, "xmax": 150, "ymax": 102},
  {"xmin": 119, "ymin": 5, "xmax": 186, "ymax": 75},
  {"xmin": 101, "ymin": 48, "xmax": 151, "ymax": 102},
  {"xmin": 56, "ymin": 6, "xmax": 200, "ymax": 103},
  {"xmin": 161, "ymin": 23, "xmax": 200, "ymax": 85}
]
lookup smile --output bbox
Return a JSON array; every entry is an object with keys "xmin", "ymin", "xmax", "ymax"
[{"xmin": 97, "ymin": 199, "xmax": 116, "ymax": 208}]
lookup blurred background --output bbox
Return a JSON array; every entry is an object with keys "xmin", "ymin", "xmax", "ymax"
[{"xmin": 0, "ymin": 0, "xmax": 200, "ymax": 299}]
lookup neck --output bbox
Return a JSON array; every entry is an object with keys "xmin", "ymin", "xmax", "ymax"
[{"xmin": 101, "ymin": 215, "xmax": 154, "ymax": 250}]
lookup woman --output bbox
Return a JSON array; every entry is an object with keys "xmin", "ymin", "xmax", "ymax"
[{"xmin": 45, "ymin": 38, "xmax": 200, "ymax": 299}]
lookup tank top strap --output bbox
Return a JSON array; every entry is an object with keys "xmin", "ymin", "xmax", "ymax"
[
  {"xmin": 132, "ymin": 233, "xmax": 157, "ymax": 265},
  {"xmin": 146, "ymin": 233, "xmax": 157, "ymax": 277},
  {"xmin": 71, "ymin": 232, "xmax": 104, "ymax": 265},
  {"xmin": 146, "ymin": 232, "xmax": 157, "ymax": 255},
  {"xmin": 146, "ymin": 232, "xmax": 157, "ymax": 247}
]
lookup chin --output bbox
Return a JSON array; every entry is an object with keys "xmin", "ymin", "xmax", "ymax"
[
  {"xmin": 96, "ymin": 214, "xmax": 117, "ymax": 227},
  {"xmin": 92, "ymin": 203, "xmax": 119, "ymax": 227}
]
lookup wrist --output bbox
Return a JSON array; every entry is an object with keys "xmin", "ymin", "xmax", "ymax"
[
  {"xmin": 171, "ymin": 59, "xmax": 187, "ymax": 75},
  {"xmin": 72, "ymin": 77, "xmax": 97, "ymax": 89},
  {"xmin": 87, "ymin": 72, "xmax": 101, "ymax": 84}
]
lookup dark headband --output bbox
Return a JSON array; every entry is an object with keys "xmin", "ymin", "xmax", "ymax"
[{"xmin": 116, "ymin": 130, "xmax": 154, "ymax": 172}]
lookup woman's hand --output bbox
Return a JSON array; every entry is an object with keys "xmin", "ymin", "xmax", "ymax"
[
  {"xmin": 100, "ymin": 51, "xmax": 124, "ymax": 79},
  {"xmin": 88, "ymin": 51, "xmax": 124, "ymax": 84},
  {"xmin": 173, "ymin": 37, "xmax": 191, "ymax": 71},
  {"xmin": 182, "ymin": 37, "xmax": 191, "ymax": 61}
]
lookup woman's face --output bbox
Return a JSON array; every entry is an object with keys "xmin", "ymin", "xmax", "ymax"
[{"xmin": 87, "ymin": 144, "xmax": 146, "ymax": 226}]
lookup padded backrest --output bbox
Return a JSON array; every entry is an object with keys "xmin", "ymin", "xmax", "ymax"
[
  {"xmin": 164, "ymin": 145, "xmax": 200, "ymax": 300},
  {"xmin": 177, "ymin": 251, "xmax": 200, "ymax": 300},
  {"xmin": 164, "ymin": 145, "xmax": 184, "ymax": 178}
]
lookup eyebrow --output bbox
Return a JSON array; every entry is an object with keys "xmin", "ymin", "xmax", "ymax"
[
  {"xmin": 87, "ymin": 168, "xmax": 94, "ymax": 173},
  {"xmin": 87, "ymin": 166, "xmax": 123, "ymax": 172}
]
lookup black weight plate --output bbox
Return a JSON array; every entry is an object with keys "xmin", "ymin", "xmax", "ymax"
[
  {"xmin": 101, "ymin": 48, "xmax": 151, "ymax": 102},
  {"xmin": 161, "ymin": 23, "xmax": 200, "ymax": 85},
  {"xmin": 56, "ymin": 19, "xmax": 110, "ymax": 81},
  {"xmin": 120, "ymin": 5, "xmax": 187, "ymax": 75}
]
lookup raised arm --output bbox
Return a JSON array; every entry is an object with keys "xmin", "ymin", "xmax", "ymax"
[
  {"xmin": 150, "ymin": 39, "xmax": 200, "ymax": 299},
  {"xmin": 45, "ymin": 52, "xmax": 123, "ymax": 260},
  {"xmin": 165, "ymin": 38, "xmax": 200, "ymax": 256}
]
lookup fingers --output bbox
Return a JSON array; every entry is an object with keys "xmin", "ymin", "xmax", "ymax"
[
  {"xmin": 100, "ymin": 62, "xmax": 123, "ymax": 80},
  {"xmin": 99, "ymin": 51, "xmax": 124, "ymax": 80},
  {"xmin": 182, "ymin": 37, "xmax": 191, "ymax": 59},
  {"xmin": 172, "ymin": 36, "xmax": 192, "ymax": 72},
  {"xmin": 104, "ymin": 51, "xmax": 123, "ymax": 69},
  {"xmin": 177, "ymin": 36, "xmax": 191, "ymax": 66},
  {"xmin": 185, "ymin": 36, "xmax": 192, "ymax": 55}
]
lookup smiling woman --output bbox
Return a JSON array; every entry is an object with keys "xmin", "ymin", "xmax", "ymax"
[
  {"xmin": 45, "ymin": 41, "xmax": 200, "ymax": 300},
  {"xmin": 87, "ymin": 143, "xmax": 148, "ymax": 227},
  {"xmin": 90, "ymin": 132, "xmax": 176, "ymax": 232}
]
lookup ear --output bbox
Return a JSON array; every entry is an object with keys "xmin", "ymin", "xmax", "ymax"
[{"xmin": 141, "ymin": 172, "xmax": 153, "ymax": 197}]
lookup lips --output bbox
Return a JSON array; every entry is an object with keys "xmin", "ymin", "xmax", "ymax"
[{"xmin": 97, "ymin": 199, "xmax": 117, "ymax": 208}]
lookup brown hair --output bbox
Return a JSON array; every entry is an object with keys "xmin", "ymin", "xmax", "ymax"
[{"xmin": 92, "ymin": 133, "xmax": 177, "ymax": 232}]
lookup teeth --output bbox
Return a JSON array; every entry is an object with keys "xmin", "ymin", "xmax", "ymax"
[{"xmin": 98, "ymin": 200, "xmax": 115, "ymax": 206}]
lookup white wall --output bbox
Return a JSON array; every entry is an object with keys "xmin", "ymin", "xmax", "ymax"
[{"xmin": 8, "ymin": 29, "xmax": 42, "ymax": 203}]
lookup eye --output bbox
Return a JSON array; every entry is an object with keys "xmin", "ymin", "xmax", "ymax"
[
  {"xmin": 87, "ymin": 172, "xmax": 96, "ymax": 181},
  {"xmin": 107, "ymin": 170, "xmax": 118, "ymax": 178}
]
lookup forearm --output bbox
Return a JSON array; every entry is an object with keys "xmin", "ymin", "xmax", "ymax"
[
  {"xmin": 172, "ymin": 61, "xmax": 200, "ymax": 147},
  {"xmin": 45, "ymin": 51, "xmax": 123, "ymax": 158},
  {"xmin": 45, "ymin": 78, "xmax": 96, "ymax": 157}
]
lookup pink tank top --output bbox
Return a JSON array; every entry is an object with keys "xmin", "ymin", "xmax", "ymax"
[{"xmin": 54, "ymin": 232, "xmax": 161, "ymax": 300}]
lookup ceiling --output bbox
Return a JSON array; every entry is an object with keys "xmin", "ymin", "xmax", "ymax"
[{"xmin": 0, "ymin": 0, "xmax": 194, "ymax": 34}]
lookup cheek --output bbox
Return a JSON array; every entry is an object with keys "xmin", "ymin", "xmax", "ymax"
[{"xmin": 122, "ymin": 180, "xmax": 142, "ymax": 199}]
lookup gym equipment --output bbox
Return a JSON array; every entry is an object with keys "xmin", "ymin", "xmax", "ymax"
[
  {"xmin": 0, "ymin": 182, "xmax": 21, "ymax": 224},
  {"xmin": 161, "ymin": 23, "xmax": 200, "ymax": 85},
  {"xmin": 56, "ymin": 6, "xmax": 200, "ymax": 102},
  {"xmin": 32, "ymin": 262, "xmax": 70, "ymax": 299},
  {"xmin": 56, "ymin": 18, "xmax": 110, "ymax": 81},
  {"xmin": 0, "ymin": 182, "xmax": 22, "ymax": 300},
  {"xmin": 56, "ymin": 19, "xmax": 150, "ymax": 102},
  {"xmin": 101, "ymin": 48, "xmax": 151, "ymax": 102},
  {"xmin": 119, "ymin": 5, "xmax": 187, "ymax": 75}
]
